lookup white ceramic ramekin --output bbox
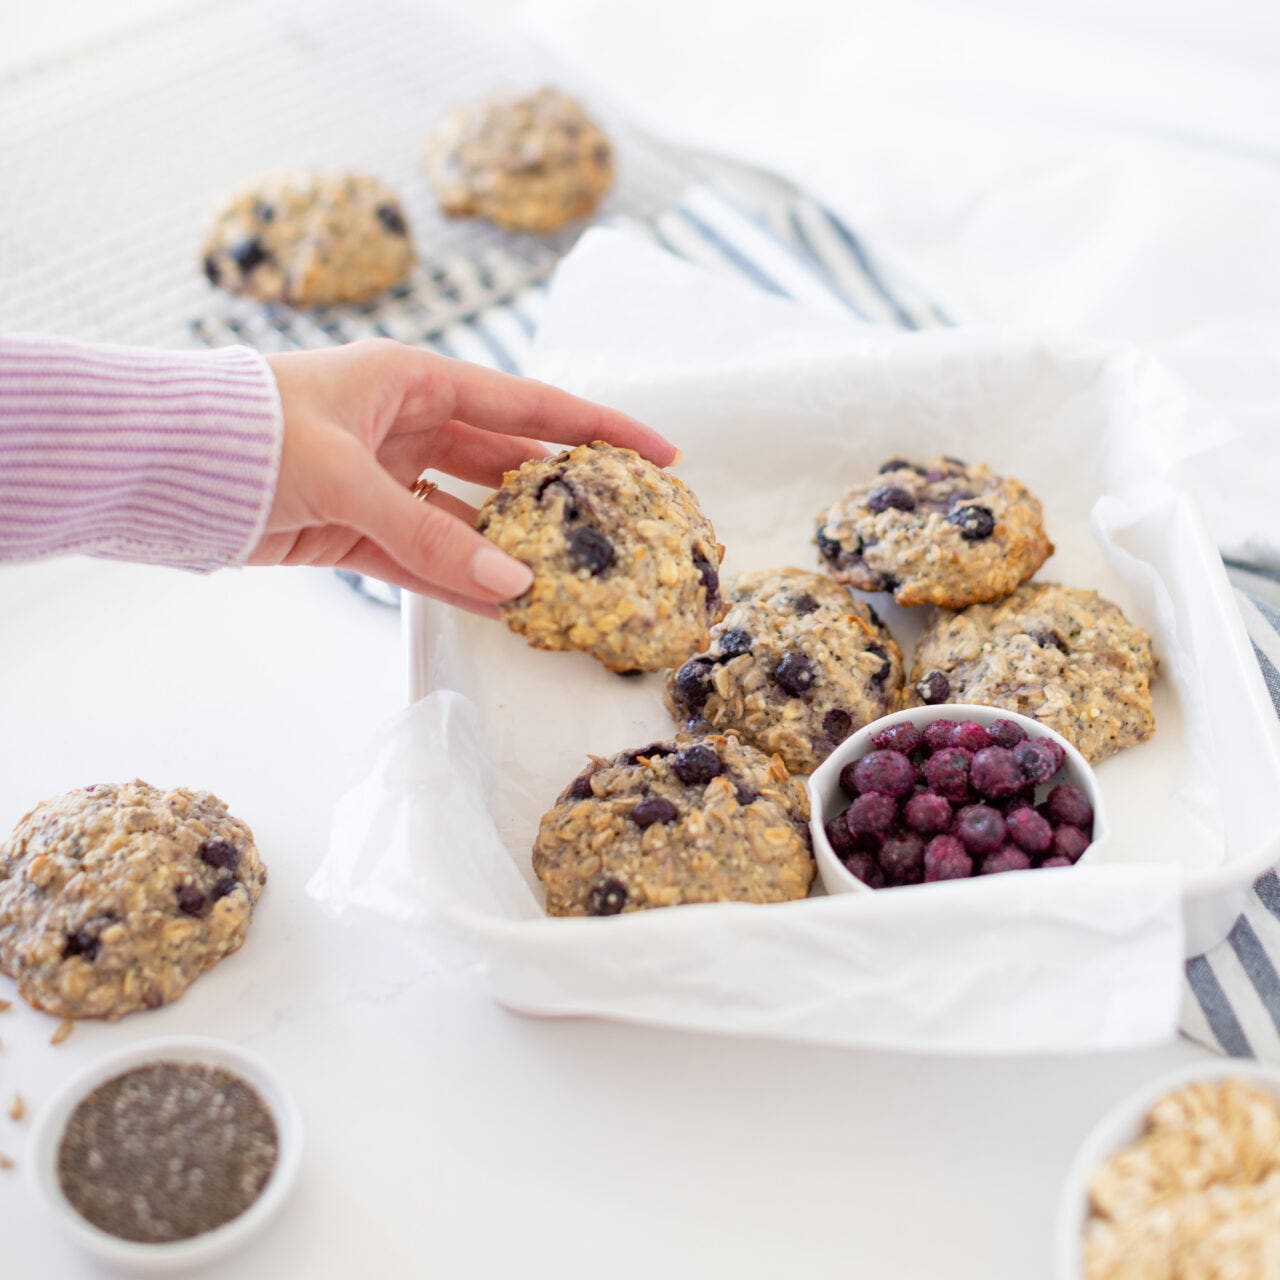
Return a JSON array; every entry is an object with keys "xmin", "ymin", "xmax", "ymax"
[
  {"xmin": 1053, "ymin": 1058, "xmax": 1280, "ymax": 1279},
  {"xmin": 27, "ymin": 1036, "xmax": 302, "ymax": 1275},
  {"xmin": 808, "ymin": 704, "xmax": 1109, "ymax": 895}
]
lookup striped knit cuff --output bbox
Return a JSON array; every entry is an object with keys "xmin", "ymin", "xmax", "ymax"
[{"xmin": 0, "ymin": 335, "xmax": 283, "ymax": 574}]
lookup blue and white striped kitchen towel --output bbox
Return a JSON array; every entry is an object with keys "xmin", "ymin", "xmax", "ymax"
[{"xmin": 225, "ymin": 177, "xmax": 1280, "ymax": 1060}]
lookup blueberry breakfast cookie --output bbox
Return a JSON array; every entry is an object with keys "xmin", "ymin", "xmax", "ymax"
[
  {"xmin": 201, "ymin": 171, "xmax": 414, "ymax": 306},
  {"xmin": 664, "ymin": 568, "xmax": 903, "ymax": 774},
  {"xmin": 476, "ymin": 442, "xmax": 726, "ymax": 671},
  {"xmin": 533, "ymin": 734, "xmax": 813, "ymax": 916},
  {"xmin": 905, "ymin": 582, "xmax": 1157, "ymax": 763},
  {"xmin": 424, "ymin": 87, "xmax": 614, "ymax": 233},
  {"xmin": 815, "ymin": 456, "xmax": 1053, "ymax": 608},
  {"xmin": 0, "ymin": 781, "xmax": 266, "ymax": 1020}
]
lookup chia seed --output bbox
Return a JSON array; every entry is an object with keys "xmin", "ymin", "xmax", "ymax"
[{"xmin": 57, "ymin": 1061, "xmax": 279, "ymax": 1244}]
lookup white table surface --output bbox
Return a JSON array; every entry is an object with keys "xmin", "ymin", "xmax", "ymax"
[{"xmin": 0, "ymin": 555, "xmax": 1212, "ymax": 1279}]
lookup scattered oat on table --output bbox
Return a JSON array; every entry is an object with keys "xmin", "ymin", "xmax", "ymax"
[
  {"xmin": 8, "ymin": 1094, "xmax": 24, "ymax": 1123},
  {"xmin": 50, "ymin": 1018, "xmax": 73, "ymax": 1046},
  {"xmin": 0, "ymin": 999, "xmax": 11, "ymax": 1012},
  {"xmin": 0, "ymin": 1153, "xmax": 13, "ymax": 1171}
]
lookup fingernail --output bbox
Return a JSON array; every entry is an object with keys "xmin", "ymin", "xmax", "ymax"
[
  {"xmin": 670, "ymin": 446, "xmax": 683, "ymax": 465},
  {"xmin": 470, "ymin": 546, "xmax": 534, "ymax": 599}
]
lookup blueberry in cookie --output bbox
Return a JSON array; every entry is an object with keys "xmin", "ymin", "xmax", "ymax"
[
  {"xmin": 664, "ymin": 568, "xmax": 903, "ymax": 774},
  {"xmin": 202, "ymin": 171, "xmax": 414, "ymax": 306},
  {"xmin": 533, "ymin": 734, "xmax": 813, "ymax": 915},
  {"xmin": 476, "ymin": 442, "xmax": 726, "ymax": 672},
  {"xmin": 904, "ymin": 582, "xmax": 1157, "ymax": 762},
  {"xmin": 0, "ymin": 781, "xmax": 266, "ymax": 1019},
  {"xmin": 815, "ymin": 456, "xmax": 1053, "ymax": 608},
  {"xmin": 424, "ymin": 87, "xmax": 614, "ymax": 233}
]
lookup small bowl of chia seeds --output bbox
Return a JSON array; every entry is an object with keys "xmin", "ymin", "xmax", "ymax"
[{"xmin": 28, "ymin": 1036, "xmax": 302, "ymax": 1273}]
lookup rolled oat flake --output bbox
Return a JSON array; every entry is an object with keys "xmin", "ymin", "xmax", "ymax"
[{"xmin": 57, "ymin": 1061, "xmax": 278, "ymax": 1243}]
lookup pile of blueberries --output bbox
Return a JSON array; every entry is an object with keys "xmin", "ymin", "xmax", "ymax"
[{"xmin": 824, "ymin": 717, "xmax": 1095, "ymax": 887}]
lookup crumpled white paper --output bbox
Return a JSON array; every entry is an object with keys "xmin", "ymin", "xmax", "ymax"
[{"xmin": 310, "ymin": 229, "xmax": 1278, "ymax": 1053}]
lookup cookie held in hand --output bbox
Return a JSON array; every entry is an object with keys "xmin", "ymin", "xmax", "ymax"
[{"xmin": 476, "ymin": 442, "xmax": 725, "ymax": 672}]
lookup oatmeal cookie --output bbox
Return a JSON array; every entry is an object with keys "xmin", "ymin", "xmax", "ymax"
[
  {"xmin": 0, "ymin": 781, "xmax": 267, "ymax": 1019},
  {"xmin": 815, "ymin": 455, "xmax": 1053, "ymax": 608},
  {"xmin": 533, "ymin": 734, "xmax": 813, "ymax": 916},
  {"xmin": 904, "ymin": 582, "xmax": 1157, "ymax": 762},
  {"xmin": 201, "ymin": 171, "xmax": 414, "ymax": 306},
  {"xmin": 664, "ymin": 568, "xmax": 903, "ymax": 774},
  {"xmin": 476, "ymin": 441, "xmax": 726, "ymax": 672},
  {"xmin": 424, "ymin": 87, "xmax": 614, "ymax": 232}
]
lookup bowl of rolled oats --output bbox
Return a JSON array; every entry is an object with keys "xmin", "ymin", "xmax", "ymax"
[{"xmin": 1055, "ymin": 1060, "xmax": 1280, "ymax": 1279}]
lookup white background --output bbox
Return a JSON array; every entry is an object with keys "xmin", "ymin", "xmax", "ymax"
[{"xmin": 2, "ymin": 1, "xmax": 1277, "ymax": 1277}]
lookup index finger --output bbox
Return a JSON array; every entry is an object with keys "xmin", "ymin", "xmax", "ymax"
[{"xmin": 398, "ymin": 348, "xmax": 678, "ymax": 467}]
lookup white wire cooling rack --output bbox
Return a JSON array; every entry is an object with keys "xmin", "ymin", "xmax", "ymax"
[{"xmin": 0, "ymin": 0, "xmax": 694, "ymax": 351}]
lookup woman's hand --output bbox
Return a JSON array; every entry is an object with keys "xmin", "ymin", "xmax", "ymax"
[{"xmin": 253, "ymin": 340, "xmax": 675, "ymax": 616}]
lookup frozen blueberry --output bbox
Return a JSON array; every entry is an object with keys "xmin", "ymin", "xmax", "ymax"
[
  {"xmin": 376, "ymin": 203, "xmax": 408, "ymax": 235},
  {"xmin": 922, "ymin": 748, "xmax": 973, "ymax": 804},
  {"xmin": 1005, "ymin": 806, "xmax": 1053, "ymax": 856},
  {"xmin": 922, "ymin": 718, "xmax": 959, "ymax": 753},
  {"xmin": 176, "ymin": 883, "xmax": 206, "ymax": 916},
  {"xmin": 537, "ymin": 476, "xmax": 579, "ymax": 518},
  {"xmin": 672, "ymin": 744, "xmax": 723, "ymax": 786},
  {"xmin": 949, "ymin": 721, "xmax": 993, "ymax": 753},
  {"xmin": 971, "ymin": 746, "xmax": 1026, "ymax": 800},
  {"xmin": 979, "ymin": 846, "xmax": 1032, "ymax": 875},
  {"xmin": 838, "ymin": 760, "xmax": 862, "ymax": 798},
  {"xmin": 1013, "ymin": 739, "xmax": 1059, "ymax": 785},
  {"xmin": 230, "ymin": 237, "xmax": 270, "ymax": 274},
  {"xmin": 873, "ymin": 722, "xmax": 923, "ymax": 755},
  {"xmin": 793, "ymin": 594, "xmax": 820, "ymax": 615},
  {"xmin": 867, "ymin": 486, "xmax": 917, "ymax": 514},
  {"xmin": 825, "ymin": 815, "xmax": 859, "ymax": 858},
  {"xmin": 199, "ymin": 838, "xmax": 240, "ymax": 872},
  {"xmin": 567, "ymin": 527, "xmax": 616, "ymax": 575},
  {"xmin": 1051, "ymin": 825, "xmax": 1091, "ymax": 863},
  {"xmin": 987, "ymin": 719, "xmax": 1028, "ymax": 748},
  {"xmin": 916, "ymin": 671, "xmax": 951, "ymax": 705},
  {"xmin": 632, "ymin": 796, "xmax": 678, "ymax": 828},
  {"xmin": 955, "ymin": 804, "xmax": 1006, "ymax": 855},
  {"xmin": 924, "ymin": 835, "xmax": 973, "ymax": 882},
  {"xmin": 694, "ymin": 553, "xmax": 720, "ymax": 606},
  {"xmin": 948, "ymin": 504, "xmax": 995, "ymax": 541},
  {"xmin": 586, "ymin": 877, "xmax": 628, "ymax": 915},
  {"xmin": 718, "ymin": 628, "xmax": 752, "ymax": 659},
  {"xmin": 1045, "ymin": 784, "xmax": 1093, "ymax": 829},
  {"xmin": 845, "ymin": 792, "xmax": 897, "ymax": 840},
  {"xmin": 1040, "ymin": 855, "xmax": 1073, "ymax": 869},
  {"xmin": 823, "ymin": 708, "xmax": 853, "ymax": 741},
  {"xmin": 866, "ymin": 644, "xmax": 893, "ymax": 685},
  {"xmin": 774, "ymin": 651, "xmax": 815, "ymax": 696},
  {"xmin": 903, "ymin": 791, "xmax": 953, "ymax": 835},
  {"xmin": 1040, "ymin": 739, "xmax": 1067, "ymax": 775},
  {"xmin": 568, "ymin": 771, "xmax": 595, "ymax": 800},
  {"xmin": 852, "ymin": 750, "xmax": 917, "ymax": 799},
  {"xmin": 672, "ymin": 660, "xmax": 713, "ymax": 711},
  {"xmin": 843, "ymin": 851, "xmax": 885, "ymax": 889},
  {"xmin": 879, "ymin": 832, "xmax": 925, "ymax": 884},
  {"xmin": 734, "ymin": 785, "xmax": 758, "ymax": 807}
]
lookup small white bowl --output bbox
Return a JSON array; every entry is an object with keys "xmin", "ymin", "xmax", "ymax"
[
  {"xmin": 1053, "ymin": 1059, "xmax": 1280, "ymax": 1279},
  {"xmin": 27, "ymin": 1036, "xmax": 302, "ymax": 1275},
  {"xmin": 809, "ymin": 704, "xmax": 1108, "ymax": 895}
]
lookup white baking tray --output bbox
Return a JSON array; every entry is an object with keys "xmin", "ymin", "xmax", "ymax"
[{"xmin": 369, "ymin": 234, "xmax": 1280, "ymax": 1051}]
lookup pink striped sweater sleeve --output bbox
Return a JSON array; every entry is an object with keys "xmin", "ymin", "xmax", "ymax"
[{"xmin": 0, "ymin": 334, "xmax": 282, "ymax": 573}]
